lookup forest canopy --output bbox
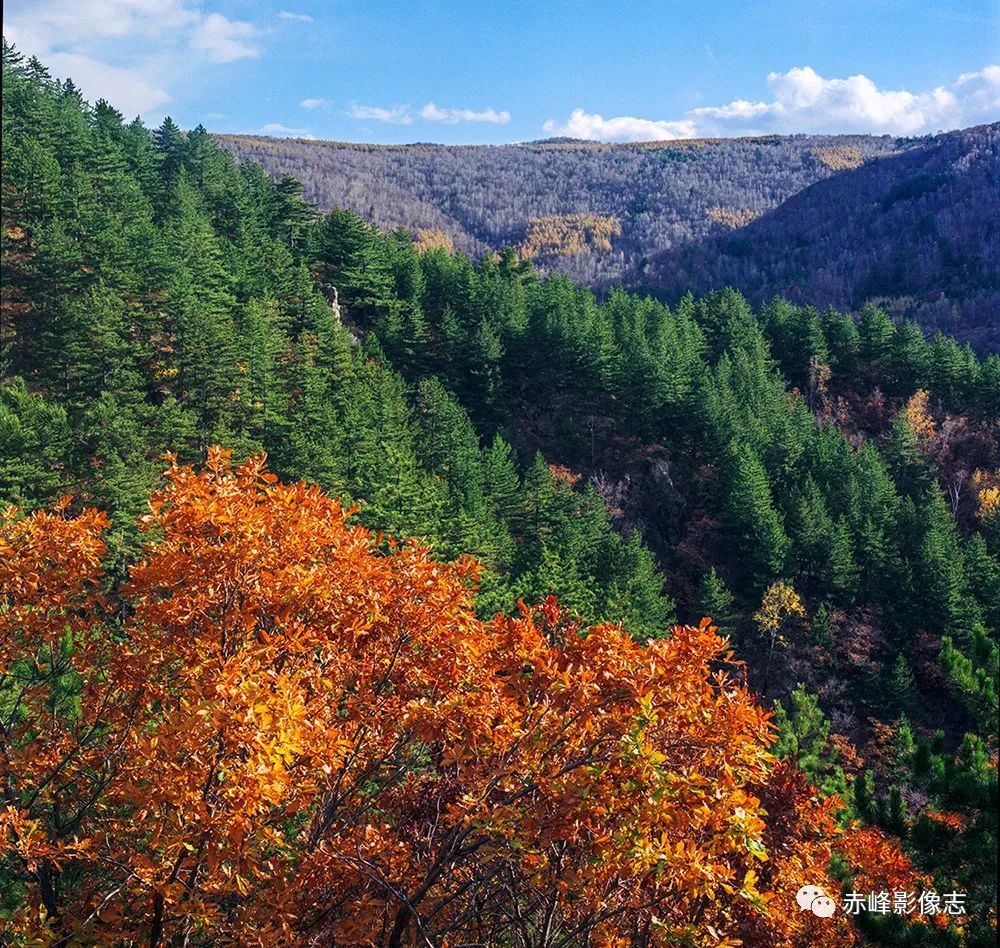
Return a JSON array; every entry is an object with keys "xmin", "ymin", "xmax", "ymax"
[
  {"xmin": 1, "ymin": 42, "xmax": 997, "ymax": 946},
  {"xmin": 1, "ymin": 448, "xmax": 901, "ymax": 946}
]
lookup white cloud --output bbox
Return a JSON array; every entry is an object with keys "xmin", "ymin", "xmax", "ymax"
[
  {"xmin": 344, "ymin": 101, "xmax": 513, "ymax": 127},
  {"xmin": 191, "ymin": 12, "xmax": 260, "ymax": 63},
  {"xmin": 420, "ymin": 102, "xmax": 511, "ymax": 124},
  {"xmin": 5, "ymin": 0, "xmax": 199, "ymax": 46},
  {"xmin": 278, "ymin": 10, "xmax": 314, "ymax": 23},
  {"xmin": 346, "ymin": 103, "xmax": 413, "ymax": 125},
  {"xmin": 41, "ymin": 50, "xmax": 172, "ymax": 116},
  {"xmin": 544, "ymin": 64, "xmax": 1000, "ymax": 142},
  {"xmin": 300, "ymin": 97, "xmax": 331, "ymax": 109},
  {"xmin": 257, "ymin": 122, "xmax": 316, "ymax": 139},
  {"xmin": 954, "ymin": 65, "xmax": 1000, "ymax": 125},
  {"xmin": 344, "ymin": 101, "xmax": 512, "ymax": 127},
  {"xmin": 5, "ymin": 1, "xmax": 262, "ymax": 118},
  {"xmin": 543, "ymin": 109, "xmax": 695, "ymax": 142}
]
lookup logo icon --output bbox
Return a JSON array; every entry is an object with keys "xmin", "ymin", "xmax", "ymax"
[{"xmin": 796, "ymin": 885, "xmax": 836, "ymax": 917}]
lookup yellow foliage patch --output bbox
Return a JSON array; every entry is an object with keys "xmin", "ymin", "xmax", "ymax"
[
  {"xmin": 413, "ymin": 227, "xmax": 454, "ymax": 254},
  {"xmin": 905, "ymin": 389, "xmax": 936, "ymax": 441},
  {"xmin": 754, "ymin": 580, "xmax": 806, "ymax": 643},
  {"xmin": 813, "ymin": 146, "xmax": 865, "ymax": 171},
  {"xmin": 519, "ymin": 213, "xmax": 621, "ymax": 259},
  {"xmin": 972, "ymin": 469, "xmax": 1000, "ymax": 519},
  {"xmin": 706, "ymin": 207, "xmax": 761, "ymax": 229}
]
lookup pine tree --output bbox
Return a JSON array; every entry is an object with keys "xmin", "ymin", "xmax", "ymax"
[
  {"xmin": 76, "ymin": 391, "xmax": 157, "ymax": 544},
  {"xmin": 517, "ymin": 544, "xmax": 596, "ymax": 620},
  {"xmin": 916, "ymin": 485, "xmax": 981, "ymax": 642},
  {"xmin": 811, "ymin": 602, "xmax": 833, "ymax": 647},
  {"xmin": 819, "ymin": 306, "xmax": 859, "ymax": 375},
  {"xmin": 887, "ymin": 653, "xmax": 917, "ymax": 713},
  {"xmin": 696, "ymin": 567, "xmax": 736, "ymax": 638},
  {"xmin": 152, "ymin": 116, "xmax": 186, "ymax": 210},
  {"xmin": 161, "ymin": 175, "xmax": 239, "ymax": 444},
  {"xmin": 413, "ymin": 377, "xmax": 500, "ymax": 560},
  {"xmin": 772, "ymin": 684, "xmax": 848, "ymax": 801},
  {"xmin": 852, "ymin": 769, "xmax": 877, "ymax": 823},
  {"xmin": 269, "ymin": 173, "xmax": 314, "ymax": 250},
  {"xmin": 150, "ymin": 395, "xmax": 199, "ymax": 461},
  {"xmin": 414, "ymin": 377, "xmax": 484, "ymax": 506},
  {"xmin": 386, "ymin": 241, "xmax": 430, "ymax": 370},
  {"xmin": 828, "ymin": 518, "xmax": 860, "ymax": 606},
  {"xmin": 726, "ymin": 442, "xmax": 790, "ymax": 591},
  {"xmin": 483, "ymin": 434, "xmax": 525, "ymax": 542},
  {"xmin": 877, "ymin": 785, "xmax": 908, "ymax": 837},
  {"xmin": 363, "ymin": 439, "xmax": 446, "ymax": 545},
  {"xmin": 940, "ymin": 627, "xmax": 999, "ymax": 725},
  {"xmin": 854, "ymin": 515, "xmax": 899, "ymax": 607},
  {"xmin": 309, "ymin": 209, "xmax": 393, "ymax": 325},
  {"xmin": 858, "ymin": 304, "xmax": 895, "ymax": 373},
  {"xmin": 236, "ymin": 297, "xmax": 290, "ymax": 447},
  {"xmin": 887, "ymin": 412, "xmax": 935, "ymax": 498},
  {"xmin": 978, "ymin": 354, "xmax": 1000, "ymax": 419},
  {"xmin": 602, "ymin": 532, "xmax": 675, "ymax": 641},
  {"xmin": 522, "ymin": 453, "xmax": 560, "ymax": 558},
  {"xmin": 772, "ymin": 303, "xmax": 829, "ymax": 392},
  {"xmin": 467, "ymin": 317, "xmax": 504, "ymax": 425},
  {"xmin": 963, "ymin": 533, "xmax": 1000, "ymax": 633},
  {"xmin": 792, "ymin": 479, "xmax": 837, "ymax": 593},
  {"xmin": 889, "ymin": 320, "xmax": 930, "ymax": 393},
  {"xmin": 0, "ymin": 379, "xmax": 70, "ymax": 507},
  {"xmin": 929, "ymin": 333, "xmax": 977, "ymax": 404}
]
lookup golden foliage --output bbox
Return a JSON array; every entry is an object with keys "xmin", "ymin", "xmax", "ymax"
[
  {"xmin": 706, "ymin": 206, "xmax": 762, "ymax": 229},
  {"xmin": 413, "ymin": 226, "xmax": 454, "ymax": 254},
  {"xmin": 972, "ymin": 468, "xmax": 1000, "ymax": 518},
  {"xmin": 754, "ymin": 581, "xmax": 806, "ymax": 644},
  {"xmin": 548, "ymin": 463, "xmax": 582, "ymax": 486},
  {"xmin": 812, "ymin": 146, "xmax": 865, "ymax": 171},
  {"xmin": 1, "ymin": 453, "xmax": 873, "ymax": 945},
  {"xmin": 905, "ymin": 389, "xmax": 936, "ymax": 441},
  {"xmin": 519, "ymin": 213, "xmax": 621, "ymax": 259},
  {"xmin": 808, "ymin": 355, "xmax": 833, "ymax": 400},
  {"xmin": 978, "ymin": 486, "xmax": 1000, "ymax": 518}
]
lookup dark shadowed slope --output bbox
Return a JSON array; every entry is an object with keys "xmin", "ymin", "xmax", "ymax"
[{"xmin": 641, "ymin": 123, "xmax": 1000, "ymax": 352}]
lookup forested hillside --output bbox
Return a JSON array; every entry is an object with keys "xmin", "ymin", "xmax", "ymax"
[
  {"xmin": 216, "ymin": 126, "xmax": 1000, "ymax": 351},
  {"xmin": 215, "ymin": 131, "xmax": 902, "ymax": 285},
  {"xmin": 2, "ymin": 44, "xmax": 998, "ymax": 945},
  {"xmin": 645, "ymin": 124, "xmax": 1000, "ymax": 352}
]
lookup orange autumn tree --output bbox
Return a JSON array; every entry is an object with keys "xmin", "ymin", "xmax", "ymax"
[{"xmin": 5, "ymin": 450, "xmax": 878, "ymax": 946}]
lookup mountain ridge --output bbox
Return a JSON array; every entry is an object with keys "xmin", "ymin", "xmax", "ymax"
[
  {"xmin": 216, "ymin": 124, "xmax": 999, "ymax": 350},
  {"xmin": 641, "ymin": 122, "xmax": 1000, "ymax": 352},
  {"xmin": 214, "ymin": 129, "xmax": 904, "ymax": 264}
]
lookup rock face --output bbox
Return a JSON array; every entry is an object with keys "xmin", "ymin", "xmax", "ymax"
[
  {"xmin": 591, "ymin": 450, "xmax": 687, "ymax": 554},
  {"xmin": 643, "ymin": 457, "xmax": 687, "ymax": 535}
]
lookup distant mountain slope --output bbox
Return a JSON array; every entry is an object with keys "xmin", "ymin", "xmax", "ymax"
[
  {"xmin": 215, "ymin": 132, "xmax": 903, "ymax": 284},
  {"xmin": 642, "ymin": 123, "xmax": 1000, "ymax": 352},
  {"xmin": 216, "ymin": 127, "xmax": 999, "ymax": 351}
]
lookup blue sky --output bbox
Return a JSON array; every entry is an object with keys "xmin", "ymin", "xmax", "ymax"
[{"xmin": 5, "ymin": 1, "xmax": 1000, "ymax": 142}]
